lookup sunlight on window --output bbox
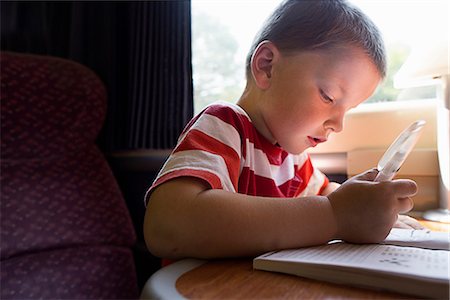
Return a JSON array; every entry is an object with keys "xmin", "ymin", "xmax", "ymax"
[
  {"xmin": 192, "ymin": 0, "xmax": 280, "ymax": 114},
  {"xmin": 192, "ymin": 0, "xmax": 449, "ymax": 114}
]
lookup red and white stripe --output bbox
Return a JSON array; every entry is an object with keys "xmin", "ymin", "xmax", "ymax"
[{"xmin": 148, "ymin": 101, "xmax": 328, "ymax": 200}]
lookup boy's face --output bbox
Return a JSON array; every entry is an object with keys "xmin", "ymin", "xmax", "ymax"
[{"xmin": 242, "ymin": 45, "xmax": 381, "ymax": 154}]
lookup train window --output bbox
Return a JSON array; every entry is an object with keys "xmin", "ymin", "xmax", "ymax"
[{"xmin": 191, "ymin": 0, "xmax": 448, "ymax": 114}]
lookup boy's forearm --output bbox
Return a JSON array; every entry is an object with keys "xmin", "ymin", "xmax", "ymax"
[
  {"xmin": 194, "ymin": 188, "xmax": 338, "ymax": 258},
  {"xmin": 144, "ymin": 178, "xmax": 337, "ymax": 259},
  {"xmin": 321, "ymin": 182, "xmax": 341, "ymax": 196}
]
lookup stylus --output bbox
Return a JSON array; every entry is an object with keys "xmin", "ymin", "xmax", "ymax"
[{"xmin": 374, "ymin": 151, "xmax": 406, "ymax": 182}]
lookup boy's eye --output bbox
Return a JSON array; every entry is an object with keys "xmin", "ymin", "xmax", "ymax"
[{"xmin": 320, "ymin": 89, "xmax": 334, "ymax": 103}]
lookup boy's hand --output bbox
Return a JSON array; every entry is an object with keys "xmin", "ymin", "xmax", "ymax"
[
  {"xmin": 394, "ymin": 214, "xmax": 425, "ymax": 229},
  {"xmin": 327, "ymin": 169, "xmax": 417, "ymax": 244}
]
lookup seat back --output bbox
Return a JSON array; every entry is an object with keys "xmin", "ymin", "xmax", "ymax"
[{"xmin": 0, "ymin": 52, "xmax": 139, "ymax": 298}]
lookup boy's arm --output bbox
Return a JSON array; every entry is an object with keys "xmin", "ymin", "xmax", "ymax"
[
  {"xmin": 144, "ymin": 177, "xmax": 336, "ymax": 259},
  {"xmin": 144, "ymin": 169, "xmax": 417, "ymax": 260}
]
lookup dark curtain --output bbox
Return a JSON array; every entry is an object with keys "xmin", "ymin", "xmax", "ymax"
[{"xmin": 1, "ymin": 1, "xmax": 193, "ymax": 151}]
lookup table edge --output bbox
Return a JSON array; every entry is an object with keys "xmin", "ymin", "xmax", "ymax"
[{"xmin": 140, "ymin": 259, "xmax": 206, "ymax": 300}]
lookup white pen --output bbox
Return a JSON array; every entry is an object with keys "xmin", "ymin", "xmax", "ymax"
[{"xmin": 374, "ymin": 120, "xmax": 426, "ymax": 182}]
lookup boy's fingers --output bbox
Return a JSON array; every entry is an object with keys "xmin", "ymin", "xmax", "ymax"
[
  {"xmin": 354, "ymin": 168, "xmax": 379, "ymax": 181},
  {"xmin": 397, "ymin": 197, "xmax": 414, "ymax": 214},
  {"xmin": 390, "ymin": 179, "xmax": 418, "ymax": 197},
  {"xmin": 397, "ymin": 215, "xmax": 425, "ymax": 229},
  {"xmin": 389, "ymin": 180, "xmax": 416, "ymax": 213}
]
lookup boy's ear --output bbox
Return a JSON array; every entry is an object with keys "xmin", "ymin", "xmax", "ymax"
[{"xmin": 251, "ymin": 41, "xmax": 279, "ymax": 90}]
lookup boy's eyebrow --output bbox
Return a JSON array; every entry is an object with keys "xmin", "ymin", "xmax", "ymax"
[
  {"xmin": 323, "ymin": 81, "xmax": 345, "ymax": 98},
  {"xmin": 336, "ymin": 84, "xmax": 346, "ymax": 97}
]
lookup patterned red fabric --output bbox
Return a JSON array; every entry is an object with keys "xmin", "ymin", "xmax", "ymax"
[
  {"xmin": 1, "ymin": 52, "xmax": 104, "ymax": 159},
  {"xmin": 0, "ymin": 52, "xmax": 139, "ymax": 298},
  {"xmin": 1, "ymin": 246, "xmax": 137, "ymax": 299}
]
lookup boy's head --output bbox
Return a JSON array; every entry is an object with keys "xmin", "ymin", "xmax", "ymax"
[
  {"xmin": 238, "ymin": 0, "xmax": 385, "ymax": 154},
  {"xmin": 245, "ymin": 0, "xmax": 386, "ymax": 81}
]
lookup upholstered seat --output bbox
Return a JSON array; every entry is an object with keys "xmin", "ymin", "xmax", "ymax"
[{"xmin": 0, "ymin": 52, "xmax": 139, "ymax": 298}]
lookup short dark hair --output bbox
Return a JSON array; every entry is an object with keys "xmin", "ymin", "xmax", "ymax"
[{"xmin": 246, "ymin": 0, "xmax": 386, "ymax": 79}]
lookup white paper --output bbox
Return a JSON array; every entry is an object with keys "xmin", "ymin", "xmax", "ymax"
[
  {"xmin": 383, "ymin": 228, "xmax": 450, "ymax": 250},
  {"xmin": 260, "ymin": 242, "xmax": 449, "ymax": 281}
]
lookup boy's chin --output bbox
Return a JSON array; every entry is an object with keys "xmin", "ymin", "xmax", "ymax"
[{"xmin": 284, "ymin": 145, "xmax": 309, "ymax": 155}]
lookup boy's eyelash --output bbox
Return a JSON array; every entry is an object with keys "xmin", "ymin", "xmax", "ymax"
[{"xmin": 320, "ymin": 89, "xmax": 334, "ymax": 103}]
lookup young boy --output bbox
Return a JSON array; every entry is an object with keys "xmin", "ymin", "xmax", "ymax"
[{"xmin": 144, "ymin": 0, "xmax": 422, "ymax": 260}]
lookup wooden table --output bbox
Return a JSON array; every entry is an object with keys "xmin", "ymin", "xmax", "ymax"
[{"xmin": 140, "ymin": 221, "xmax": 449, "ymax": 299}]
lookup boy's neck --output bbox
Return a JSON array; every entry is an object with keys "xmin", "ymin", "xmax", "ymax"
[{"xmin": 237, "ymin": 83, "xmax": 277, "ymax": 145}]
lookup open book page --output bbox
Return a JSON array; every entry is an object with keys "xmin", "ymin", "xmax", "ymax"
[
  {"xmin": 383, "ymin": 228, "xmax": 450, "ymax": 250},
  {"xmin": 258, "ymin": 242, "xmax": 449, "ymax": 282}
]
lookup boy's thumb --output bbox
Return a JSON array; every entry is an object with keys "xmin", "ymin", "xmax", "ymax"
[{"xmin": 353, "ymin": 168, "xmax": 379, "ymax": 181}]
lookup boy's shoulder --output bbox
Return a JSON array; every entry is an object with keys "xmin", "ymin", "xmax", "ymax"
[
  {"xmin": 197, "ymin": 101, "xmax": 254, "ymax": 132},
  {"xmin": 202, "ymin": 101, "xmax": 251, "ymax": 121},
  {"xmin": 180, "ymin": 101, "xmax": 252, "ymax": 138}
]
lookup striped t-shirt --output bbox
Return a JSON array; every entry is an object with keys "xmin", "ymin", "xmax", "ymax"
[{"xmin": 147, "ymin": 102, "xmax": 329, "ymax": 200}]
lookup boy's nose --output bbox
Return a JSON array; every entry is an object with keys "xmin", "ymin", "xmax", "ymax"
[
  {"xmin": 334, "ymin": 117, "xmax": 344, "ymax": 132},
  {"xmin": 325, "ymin": 114, "xmax": 344, "ymax": 133}
]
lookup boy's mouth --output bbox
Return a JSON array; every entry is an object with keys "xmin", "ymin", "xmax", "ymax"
[{"xmin": 308, "ymin": 136, "xmax": 327, "ymax": 147}]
